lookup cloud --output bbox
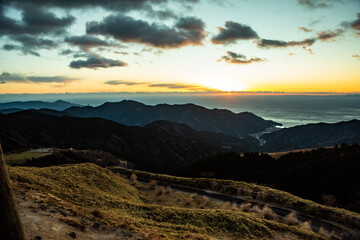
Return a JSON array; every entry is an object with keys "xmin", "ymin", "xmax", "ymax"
[
  {"xmin": 257, "ymin": 38, "xmax": 316, "ymax": 48},
  {"xmin": 65, "ymin": 35, "xmax": 111, "ymax": 51},
  {"xmin": 219, "ymin": 51, "xmax": 266, "ymax": 65},
  {"xmin": 86, "ymin": 15, "xmax": 206, "ymax": 48},
  {"xmin": 2, "ymin": 44, "xmax": 40, "ymax": 56},
  {"xmin": 60, "ymin": 49, "xmax": 74, "ymax": 55},
  {"xmin": 7, "ymin": 0, "xmax": 194, "ymax": 12},
  {"xmin": 105, "ymin": 80, "xmax": 144, "ymax": 86},
  {"xmin": 104, "ymin": 79, "xmax": 216, "ymax": 91},
  {"xmin": 342, "ymin": 13, "xmax": 360, "ymax": 32},
  {"xmin": 298, "ymin": 27, "xmax": 314, "ymax": 32},
  {"xmin": 0, "ymin": 6, "xmax": 74, "ymax": 36},
  {"xmin": 69, "ymin": 55, "xmax": 128, "ymax": 69},
  {"xmin": 297, "ymin": 0, "xmax": 344, "ymax": 9},
  {"xmin": 317, "ymin": 29, "xmax": 343, "ymax": 41},
  {"xmin": 148, "ymin": 83, "xmax": 214, "ymax": 91},
  {"xmin": 2, "ymin": 35, "xmax": 57, "ymax": 56},
  {"xmin": 0, "ymin": 72, "xmax": 76, "ymax": 84},
  {"xmin": 353, "ymin": 54, "xmax": 360, "ymax": 61},
  {"xmin": 144, "ymin": 7, "xmax": 179, "ymax": 20},
  {"xmin": 211, "ymin": 21, "xmax": 259, "ymax": 44}
]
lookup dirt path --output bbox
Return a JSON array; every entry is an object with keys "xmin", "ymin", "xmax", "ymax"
[{"xmin": 16, "ymin": 193, "xmax": 144, "ymax": 240}]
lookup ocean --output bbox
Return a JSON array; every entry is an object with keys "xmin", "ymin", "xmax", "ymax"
[{"xmin": 1, "ymin": 93, "xmax": 360, "ymax": 127}]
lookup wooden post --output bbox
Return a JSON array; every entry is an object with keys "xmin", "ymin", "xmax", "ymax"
[{"xmin": 0, "ymin": 144, "xmax": 25, "ymax": 240}]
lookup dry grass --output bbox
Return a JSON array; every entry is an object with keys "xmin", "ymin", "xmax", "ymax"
[
  {"xmin": 111, "ymin": 167, "xmax": 360, "ymax": 231},
  {"xmin": 130, "ymin": 173, "xmax": 137, "ymax": 183},
  {"xmin": 239, "ymin": 203, "xmax": 252, "ymax": 212},
  {"xmin": 9, "ymin": 164, "xmax": 324, "ymax": 240},
  {"xmin": 259, "ymin": 206, "xmax": 277, "ymax": 220},
  {"xmin": 156, "ymin": 186, "xmax": 165, "ymax": 196},
  {"xmin": 149, "ymin": 180, "xmax": 157, "ymax": 189},
  {"xmin": 165, "ymin": 186, "xmax": 172, "ymax": 194},
  {"xmin": 285, "ymin": 212, "xmax": 299, "ymax": 226},
  {"xmin": 59, "ymin": 216, "xmax": 86, "ymax": 231},
  {"xmin": 221, "ymin": 201, "xmax": 231, "ymax": 210},
  {"xmin": 299, "ymin": 221, "xmax": 312, "ymax": 231}
]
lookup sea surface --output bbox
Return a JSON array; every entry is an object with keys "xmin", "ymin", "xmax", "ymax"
[{"xmin": 1, "ymin": 93, "xmax": 360, "ymax": 127}]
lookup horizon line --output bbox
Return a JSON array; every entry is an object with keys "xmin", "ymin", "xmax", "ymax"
[{"xmin": 1, "ymin": 91, "xmax": 360, "ymax": 96}]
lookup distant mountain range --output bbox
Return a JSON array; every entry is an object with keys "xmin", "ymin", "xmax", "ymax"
[
  {"xmin": 0, "ymin": 111, "xmax": 255, "ymax": 172},
  {"xmin": 0, "ymin": 100, "xmax": 81, "ymax": 112},
  {"xmin": 1, "ymin": 99, "xmax": 359, "ymax": 157},
  {"xmin": 261, "ymin": 120, "xmax": 360, "ymax": 152},
  {"xmin": 40, "ymin": 100, "xmax": 281, "ymax": 138}
]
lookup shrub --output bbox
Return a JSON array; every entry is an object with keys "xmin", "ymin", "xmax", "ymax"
[
  {"xmin": 149, "ymin": 180, "xmax": 157, "ymax": 189},
  {"xmin": 299, "ymin": 221, "xmax": 312, "ymax": 231},
  {"xmin": 156, "ymin": 187, "xmax": 165, "ymax": 196},
  {"xmin": 259, "ymin": 206, "xmax": 277, "ymax": 220},
  {"xmin": 130, "ymin": 173, "xmax": 137, "ymax": 183},
  {"xmin": 239, "ymin": 203, "xmax": 252, "ymax": 212},
  {"xmin": 285, "ymin": 212, "xmax": 298, "ymax": 226},
  {"xmin": 221, "ymin": 201, "xmax": 231, "ymax": 210}
]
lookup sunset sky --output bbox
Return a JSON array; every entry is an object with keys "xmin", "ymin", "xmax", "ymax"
[{"xmin": 0, "ymin": 0, "xmax": 359, "ymax": 94}]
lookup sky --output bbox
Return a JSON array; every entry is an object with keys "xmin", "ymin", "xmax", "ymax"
[{"xmin": 0, "ymin": 0, "xmax": 359, "ymax": 94}]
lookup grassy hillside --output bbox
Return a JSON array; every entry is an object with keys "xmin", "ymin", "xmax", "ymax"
[
  {"xmin": 182, "ymin": 144, "xmax": 360, "ymax": 213},
  {"xmin": 113, "ymin": 167, "xmax": 360, "ymax": 231},
  {"xmin": 8, "ymin": 163, "xmax": 322, "ymax": 239},
  {"xmin": 5, "ymin": 150, "xmax": 51, "ymax": 165}
]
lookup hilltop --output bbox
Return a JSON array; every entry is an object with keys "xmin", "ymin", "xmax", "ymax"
[{"xmin": 9, "ymin": 163, "xmax": 329, "ymax": 240}]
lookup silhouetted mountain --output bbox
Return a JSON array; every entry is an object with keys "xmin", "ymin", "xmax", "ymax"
[
  {"xmin": 63, "ymin": 100, "xmax": 280, "ymax": 137},
  {"xmin": 145, "ymin": 120, "xmax": 260, "ymax": 152},
  {"xmin": 0, "ymin": 111, "xmax": 253, "ymax": 173},
  {"xmin": 0, "ymin": 108, "xmax": 23, "ymax": 114},
  {"xmin": 0, "ymin": 100, "xmax": 81, "ymax": 111},
  {"xmin": 181, "ymin": 144, "xmax": 360, "ymax": 213},
  {"xmin": 261, "ymin": 120, "xmax": 360, "ymax": 152}
]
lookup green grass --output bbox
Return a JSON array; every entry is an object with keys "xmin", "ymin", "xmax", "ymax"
[
  {"xmin": 5, "ymin": 151, "xmax": 50, "ymax": 165},
  {"xmin": 111, "ymin": 167, "xmax": 360, "ymax": 231},
  {"xmin": 9, "ymin": 163, "xmax": 322, "ymax": 239}
]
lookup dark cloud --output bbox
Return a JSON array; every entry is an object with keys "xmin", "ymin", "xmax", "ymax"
[
  {"xmin": 65, "ymin": 35, "xmax": 110, "ymax": 51},
  {"xmin": 114, "ymin": 51, "xmax": 129, "ymax": 55},
  {"xmin": 317, "ymin": 29, "xmax": 343, "ymax": 41},
  {"xmin": 219, "ymin": 51, "xmax": 265, "ymax": 65},
  {"xmin": 351, "ymin": 13, "xmax": 360, "ymax": 31},
  {"xmin": 6, "ymin": 0, "xmax": 183, "ymax": 11},
  {"xmin": 2, "ymin": 35, "xmax": 57, "ymax": 57},
  {"xmin": 0, "ymin": 7, "xmax": 74, "ymax": 36},
  {"xmin": 257, "ymin": 39, "xmax": 288, "ymax": 48},
  {"xmin": 5, "ymin": 0, "xmax": 198, "ymax": 20},
  {"xmin": 2, "ymin": 44, "xmax": 40, "ymax": 56},
  {"xmin": 297, "ymin": 0, "xmax": 344, "ymax": 9},
  {"xmin": 69, "ymin": 55, "xmax": 128, "ymax": 69},
  {"xmin": 211, "ymin": 21, "xmax": 259, "ymax": 44},
  {"xmin": 298, "ymin": 27, "xmax": 314, "ymax": 32},
  {"xmin": 26, "ymin": 76, "xmax": 76, "ymax": 83},
  {"xmin": 144, "ymin": 7, "xmax": 179, "ymax": 20},
  {"xmin": 0, "ymin": 72, "xmax": 76, "ymax": 84},
  {"xmin": 105, "ymin": 80, "xmax": 144, "ymax": 86},
  {"xmin": 257, "ymin": 38, "xmax": 315, "ymax": 48},
  {"xmin": 342, "ymin": 13, "xmax": 360, "ymax": 31},
  {"xmin": 60, "ymin": 49, "xmax": 74, "ymax": 56},
  {"xmin": 86, "ymin": 15, "xmax": 206, "ymax": 48},
  {"xmin": 148, "ymin": 83, "xmax": 214, "ymax": 91},
  {"xmin": 104, "ymin": 79, "xmax": 215, "ymax": 91},
  {"xmin": 2, "ymin": 35, "xmax": 57, "ymax": 56}
]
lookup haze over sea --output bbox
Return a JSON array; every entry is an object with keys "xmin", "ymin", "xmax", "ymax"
[{"xmin": 1, "ymin": 93, "xmax": 360, "ymax": 127}]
